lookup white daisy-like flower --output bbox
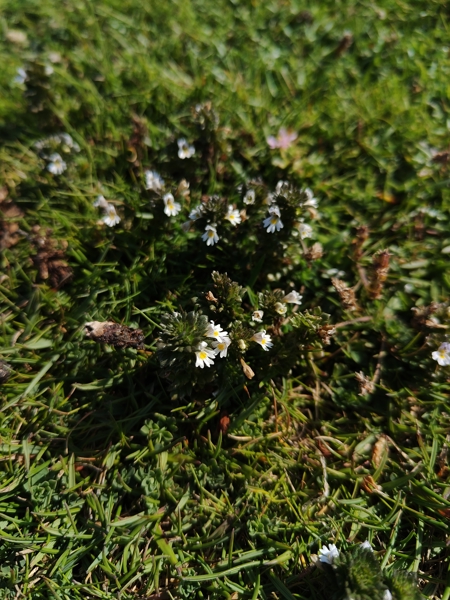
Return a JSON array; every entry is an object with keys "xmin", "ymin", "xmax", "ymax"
[
  {"xmin": 298, "ymin": 222, "xmax": 313, "ymax": 239},
  {"xmin": 432, "ymin": 342, "xmax": 450, "ymax": 366},
  {"xmin": 263, "ymin": 206, "xmax": 284, "ymax": 233},
  {"xmin": 163, "ymin": 193, "xmax": 181, "ymax": 217},
  {"xmin": 243, "ymin": 189, "xmax": 255, "ymax": 205},
  {"xmin": 102, "ymin": 203, "xmax": 121, "ymax": 227},
  {"xmin": 359, "ymin": 541, "xmax": 373, "ymax": 551},
  {"xmin": 383, "ymin": 591, "xmax": 393, "ymax": 600},
  {"xmin": 195, "ymin": 342, "xmax": 215, "ymax": 368},
  {"xmin": 145, "ymin": 170, "xmax": 164, "ymax": 192},
  {"xmin": 283, "ymin": 291, "xmax": 303, "ymax": 305},
  {"xmin": 177, "ymin": 138, "xmax": 195, "ymax": 159},
  {"xmin": 93, "ymin": 195, "xmax": 109, "ymax": 209},
  {"xmin": 318, "ymin": 543, "xmax": 339, "ymax": 565},
  {"xmin": 225, "ymin": 206, "xmax": 241, "ymax": 226},
  {"xmin": 303, "ymin": 188, "xmax": 318, "ymax": 208},
  {"xmin": 251, "ymin": 330, "xmax": 273, "ymax": 351},
  {"xmin": 274, "ymin": 302, "xmax": 287, "ymax": 315},
  {"xmin": 206, "ymin": 321, "xmax": 228, "ymax": 342},
  {"xmin": 202, "ymin": 224, "xmax": 219, "ymax": 246},
  {"xmin": 189, "ymin": 205, "xmax": 204, "ymax": 221},
  {"xmin": 212, "ymin": 336, "xmax": 231, "ymax": 358},
  {"xmin": 14, "ymin": 67, "xmax": 27, "ymax": 84},
  {"xmin": 252, "ymin": 310, "xmax": 264, "ymax": 323},
  {"xmin": 47, "ymin": 153, "xmax": 67, "ymax": 175}
]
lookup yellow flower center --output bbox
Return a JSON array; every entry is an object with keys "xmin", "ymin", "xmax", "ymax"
[{"xmin": 199, "ymin": 351, "xmax": 207, "ymax": 360}]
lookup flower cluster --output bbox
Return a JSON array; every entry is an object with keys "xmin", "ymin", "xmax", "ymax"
[
  {"xmin": 143, "ymin": 170, "xmax": 188, "ymax": 218},
  {"xmin": 34, "ymin": 133, "xmax": 80, "ymax": 175},
  {"xmin": 94, "ymin": 196, "xmax": 121, "ymax": 227},
  {"xmin": 195, "ymin": 321, "xmax": 231, "ymax": 368},
  {"xmin": 187, "ymin": 196, "xmax": 242, "ymax": 246}
]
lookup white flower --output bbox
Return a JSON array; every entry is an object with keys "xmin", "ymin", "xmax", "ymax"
[
  {"xmin": 225, "ymin": 206, "xmax": 241, "ymax": 226},
  {"xmin": 360, "ymin": 541, "xmax": 373, "ymax": 551},
  {"xmin": 47, "ymin": 153, "xmax": 67, "ymax": 175},
  {"xmin": 206, "ymin": 321, "xmax": 228, "ymax": 342},
  {"xmin": 243, "ymin": 190, "xmax": 255, "ymax": 205},
  {"xmin": 383, "ymin": 591, "xmax": 393, "ymax": 600},
  {"xmin": 274, "ymin": 302, "xmax": 287, "ymax": 315},
  {"xmin": 195, "ymin": 342, "xmax": 215, "ymax": 368},
  {"xmin": 177, "ymin": 138, "xmax": 195, "ymax": 159},
  {"xmin": 145, "ymin": 170, "xmax": 164, "ymax": 192},
  {"xmin": 163, "ymin": 193, "xmax": 181, "ymax": 217},
  {"xmin": 276, "ymin": 180, "xmax": 289, "ymax": 194},
  {"xmin": 298, "ymin": 222, "xmax": 313, "ymax": 239},
  {"xmin": 252, "ymin": 310, "xmax": 264, "ymax": 323},
  {"xmin": 432, "ymin": 342, "xmax": 450, "ymax": 366},
  {"xmin": 14, "ymin": 67, "xmax": 27, "ymax": 84},
  {"xmin": 251, "ymin": 330, "xmax": 273, "ymax": 351},
  {"xmin": 303, "ymin": 188, "xmax": 318, "ymax": 208},
  {"xmin": 283, "ymin": 291, "xmax": 303, "ymax": 305},
  {"xmin": 263, "ymin": 212, "xmax": 284, "ymax": 233},
  {"xmin": 94, "ymin": 195, "xmax": 109, "ymax": 209},
  {"xmin": 318, "ymin": 543, "xmax": 339, "ymax": 565},
  {"xmin": 102, "ymin": 203, "xmax": 121, "ymax": 227},
  {"xmin": 202, "ymin": 224, "xmax": 219, "ymax": 246},
  {"xmin": 269, "ymin": 204, "xmax": 281, "ymax": 217},
  {"xmin": 189, "ymin": 205, "xmax": 204, "ymax": 221},
  {"xmin": 212, "ymin": 336, "xmax": 231, "ymax": 358}
]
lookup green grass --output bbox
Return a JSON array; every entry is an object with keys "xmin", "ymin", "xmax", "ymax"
[{"xmin": 1, "ymin": 0, "xmax": 450, "ymax": 598}]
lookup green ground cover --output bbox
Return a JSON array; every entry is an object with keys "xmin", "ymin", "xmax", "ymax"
[{"xmin": 1, "ymin": 0, "xmax": 450, "ymax": 597}]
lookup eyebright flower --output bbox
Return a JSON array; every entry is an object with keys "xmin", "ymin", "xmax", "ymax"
[
  {"xmin": 359, "ymin": 541, "xmax": 373, "ymax": 551},
  {"xmin": 263, "ymin": 205, "xmax": 284, "ymax": 233},
  {"xmin": 189, "ymin": 205, "xmax": 204, "ymax": 221},
  {"xmin": 298, "ymin": 222, "xmax": 313, "ymax": 239},
  {"xmin": 225, "ymin": 206, "xmax": 241, "ymax": 226},
  {"xmin": 206, "ymin": 321, "xmax": 228, "ymax": 342},
  {"xmin": 267, "ymin": 127, "xmax": 297, "ymax": 150},
  {"xmin": 195, "ymin": 342, "xmax": 215, "ymax": 368},
  {"xmin": 14, "ymin": 67, "xmax": 27, "ymax": 84},
  {"xmin": 251, "ymin": 330, "xmax": 273, "ymax": 351},
  {"xmin": 318, "ymin": 543, "xmax": 339, "ymax": 565},
  {"xmin": 93, "ymin": 195, "xmax": 109, "ymax": 209},
  {"xmin": 303, "ymin": 188, "xmax": 318, "ymax": 208},
  {"xmin": 283, "ymin": 291, "xmax": 303, "ymax": 305},
  {"xmin": 274, "ymin": 302, "xmax": 287, "ymax": 315},
  {"xmin": 432, "ymin": 342, "xmax": 450, "ymax": 366},
  {"xmin": 212, "ymin": 336, "xmax": 231, "ymax": 357},
  {"xmin": 47, "ymin": 153, "xmax": 67, "ymax": 175},
  {"xmin": 202, "ymin": 224, "xmax": 219, "ymax": 246},
  {"xmin": 145, "ymin": 170, "xmax": 164, "ymax": 192},
  {"xmin": 163, "ymin": 193, "xmax": 181, "ymax": 217},
  {"xmin": 276, "ymin": 180, "xmax": 289, "ymax": 194},
  {"xmin": 102, "ymin": 203, "xmax": 121, "ymax": 227},
  {"xmin": 252, "ymin": 310, "xmax": 264, "ymax": 323},
  {"xmin": 383, "ymin": 591, "xmax": 393, "ymax": 600},
  {"xmin": 243, "ymin": 189, "xmax": 255, "ymax": 205},
  {"xmin": 177, "ymin": 138, "xmax": 195, "ymax": 159}
]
